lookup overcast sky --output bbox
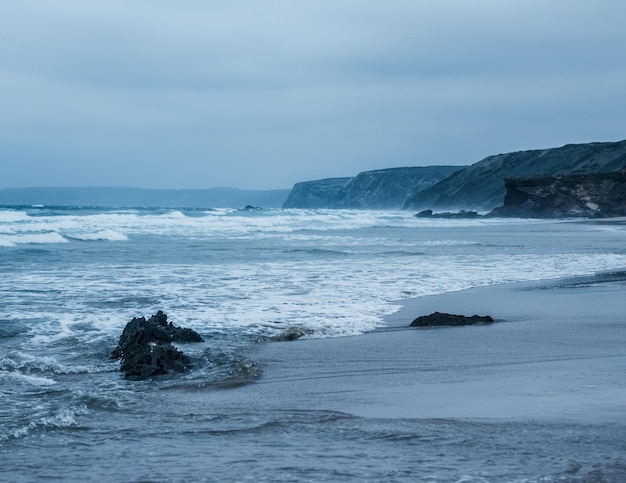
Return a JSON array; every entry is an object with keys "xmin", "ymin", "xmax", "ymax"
[{"xmin": 1, "ymin": 1, "xmax": 625, "ymax": 190}]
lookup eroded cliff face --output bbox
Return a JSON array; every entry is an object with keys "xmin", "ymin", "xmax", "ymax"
[
  {"xmin": 283, "ymin": 140, "xmax": 626, "ymax": 212},
  {"xmin": 489, "ymin": 171, "xmax": 626, "ymax": 218},
  {"xmin": 335, "ymin": 166, "xmax": 464, "ymax": 209},
  {"xmin": 281, "ymin": 177, "xmax": 352, "ymax": 209},
  {"xmin": 403, "ymin": 140, "xmax": 626, "ymax": 212},
  {"xmin": 282, "ymin": 166, "xmax": 464, "ymax": 209}
]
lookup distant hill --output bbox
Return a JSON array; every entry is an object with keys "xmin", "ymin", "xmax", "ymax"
[
  {"xmin": 283, "ymin": 166, "xmax": 465, "ymax": 210},
  {"xmin": 403, "ymin": 140, "xmax": 626, "ymax": 212},
  {"xmin": 0, "ymin": 187, "xmax": 290, "ymax": 209}
]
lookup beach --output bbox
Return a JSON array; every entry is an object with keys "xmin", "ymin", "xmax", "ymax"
[
  {"xmin": 229, "ymin": 270, "xmax": 626, "ymax": 424},
  {"xmin": 135, "ymin": 270, "xmax": 626, "ymax": 482}
]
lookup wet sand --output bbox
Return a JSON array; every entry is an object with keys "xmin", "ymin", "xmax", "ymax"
[{"xmin": 234, "ymin": 270, "xmax": 626, "ymax": 423}]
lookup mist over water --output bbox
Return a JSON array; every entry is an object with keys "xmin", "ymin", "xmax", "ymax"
[{"xmin": 1, "ymin": 206, "xmax": 626, "ymax": 481}]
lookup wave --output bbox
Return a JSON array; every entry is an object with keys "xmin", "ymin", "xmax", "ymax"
[
  {"xmin": 419, "ymin": 240, "xmax": 483, "ymax": 247},
  {"xmin": 0, "ymin": 320, "xmax": 29, "ymax": 339},
  {"xmin": 0, "ymin": 232, "xmax": 67, "ymax": 246},
  {"xmin": 2, "ymin": 371, "xmax": 57, "ymax": 387},
  {"xmin": 0, "ymin": 352, "xmax": 116, "ymax": 376},
  {"xmin": 65, "ymin": 230, "xmax": 128, "ymax": 242},
  {"xmin": 0, "ymin": 405, "xmax": 90, "ymax": 443},
  {"xmin": 0, "ymin": 209, "xmax": 30, "ymax": 223},
  {"xmin": 283, "ymin": 248, "xmax": 349, "ymax": 256},
  {"xmin": 0, "ymin": 207, "xmax": 555, "ymax": 248}
]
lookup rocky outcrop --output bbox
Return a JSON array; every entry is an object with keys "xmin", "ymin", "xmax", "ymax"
[
  {"xmin": 270, "ymin": 326, "xmax": 314, "ymax": 341},
  {"xmin": 409, "ymin": 312, "xmax": 495, "ymax": 327},
  {"xmin": 489, "ymin": 171, "xmax": 626, "ymax": 218},
  {"xmin": 415, "ymin": 209, "xmax": 480, "ymax": 219},
  {"xmin": 111, "ymin": 311, "xmax": 203, "ymax": 380},
  {"xmin": 335, "ymin": 166, "xmax": 465, "ymax": 209},
  {"xmin": 403, "ymin": 140, "xmax": 626, "ymax": 212},
  {"xmin": 282, "ymin": 178, "xmax": 352, "ymax": 209},
  {"xmin": 282, "ymin": 166, "xmax": 465, "ymax": 209}
]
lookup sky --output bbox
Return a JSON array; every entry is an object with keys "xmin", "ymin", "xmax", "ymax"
[{"xmin": 1, "ymin": 1, "xmax": 626, "ymax": 190}]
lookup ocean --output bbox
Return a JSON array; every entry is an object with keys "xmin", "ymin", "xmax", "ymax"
[{"xmin": 1, "ymin": 206, "xmax": 625, "ymax": 482}]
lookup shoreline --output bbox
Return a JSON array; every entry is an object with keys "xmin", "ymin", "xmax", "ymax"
[
  {"xmin": 384, "ymin": 267, "xmax": 626, "ymax": 329},
  {"xmin": 234, "ymin": 270, "xmax": 626, "ymax": 423}
]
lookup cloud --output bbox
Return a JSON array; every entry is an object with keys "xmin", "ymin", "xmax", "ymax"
[{"xmin": 1, "ymin": 1, "xmax": 625, "ymax": 189}]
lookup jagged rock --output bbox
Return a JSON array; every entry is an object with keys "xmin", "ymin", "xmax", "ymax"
[
  {"xmin": 111, "ymin": 311, "xmax": 203, "ymax": 380},
  {"xmin": 282, "ymin": 177, "xmax": 352, "ymax": 209},
  {"xmin": 488, "ymin": 171, "xmax": 626, "ymax": 218},
  {"xmin": 335, "ymin": 166, "xmax": 465, "ymax": 209},
  {"xmin": 409, "ymin": 311, "xmax": 495, "ymax": 327},
  {"xmin": 403, "ymin": 140, "xmax": 626, "ymax": 212},
  {"xmin": 415, "ymin": 209, "xmax": 480, "ymax": 219},
  {"xmin": 282, "ymin": 166, "xmax": 465, "ymax": 210},
  {"xmin": 271, "ymin": 326, "xmax": 314, "ymax": 341}
]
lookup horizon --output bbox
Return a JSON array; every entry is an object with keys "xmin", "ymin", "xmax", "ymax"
[
  {"xmin": 0, "ymin": 185, "xmax": 292, "ymax": 192},
  {"xmin": 3, "ymin": 137, "xmax": 625, "ymax": 192},
  {"xmin": 2, "ymin": 2, "xmax": 626, "ymax": 190}
]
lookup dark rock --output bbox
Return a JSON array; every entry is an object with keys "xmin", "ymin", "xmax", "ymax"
[
  {"xmin": 403, "ymin": 140, "xmax": 626, "ymax": 212},
  {"xmin": 488, "ymin": 171, "xmax": 626, "ymax": 218},
  {"xmin": 409, "ymin": 311, "xmax": 495, "ymax": 327},
  {"xmin": 271, "ymin": 326, "xmax": 314, "ymax": 341},
  {"xmin": 111, "ymin": 311, "xmax": 203, "ymax": 380},
  {"xmin": 415, "ymin": 209, "xmax": 481, "ymax": 219}
]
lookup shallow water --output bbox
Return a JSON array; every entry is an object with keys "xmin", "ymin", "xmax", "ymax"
[{"xmin": 1, "ymin": 207, "xmax": 626, "ymax": 481}]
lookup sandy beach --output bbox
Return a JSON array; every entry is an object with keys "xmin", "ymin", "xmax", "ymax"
[{"xmin": 226, "ymin": 270, "xmax": 626, "ymax": 424}]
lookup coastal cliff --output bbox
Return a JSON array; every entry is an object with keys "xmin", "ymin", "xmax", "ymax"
[
  {"xmin": 281, "ymin": 177, "xmax": 352, "ymax": 209},
  {"xmin": 282, "ymin": 166, "xmax": 464, "ymax": 210},
  {"xmin": 403, "ymin": 140, "xmax": 626, "ymax": 212},
  {"xmin": 489, "ymin": 170, "xmax": 626, "ymax": 218}
]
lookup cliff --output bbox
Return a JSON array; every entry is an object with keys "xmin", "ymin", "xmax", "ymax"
[
  {"xmin": 488, "ymin": 171, "xmax": 626, "ymax": 218},
  {"xmin": 336, "ymin": 166, "xmax": 465, "ymax": 209},
  {"xmin": 281, "ymin": 178, "xmax": 352, "ymax": 209},
  {"xmin": 403, "ymin": 140, "xmax": 626, "ymax": 212},
  {"xmin": 282, "ymin": 166, "xmax": 465, "ymax": 210}
]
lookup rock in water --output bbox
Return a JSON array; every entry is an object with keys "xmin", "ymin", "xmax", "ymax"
[
  {"xmin": 409, "ymin": 311, "xmax": 495, "ymax": 327},
  {"xmin": 111, "ymin": 311, "xmax": 204, "ymax": 380},
  {"xmin": 271, "ymin": 326, "xmax": 314, "ymax": 341}
]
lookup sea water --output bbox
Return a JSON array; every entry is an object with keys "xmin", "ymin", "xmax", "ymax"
[{"xmin": 1, "ymin": 206, "xmax": 625, "ymax": 481}]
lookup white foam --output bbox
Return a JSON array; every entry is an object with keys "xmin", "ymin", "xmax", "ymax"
[
  {"xmin": 0, "ymin": 232, "xmax": 68, "ymax": 245},
  {"xmin": 3, "ymin": 372, "xmax": 57, "ymax": 386},
  {"xmin": 0, "ymin": 237, "xmax": 15, "ymax": 247},
  {"xmin": 0, "ymin": 208, "xmax": 556, "ymax": 249},
  {"xmin": 16, "ymin": 250, "xmax": 622, "ymax": 342},
  {"xmin": 420, "ymin": 240, "xmax": 481, "ymax": 246},
  {"xmin": 0, "ymin": 405, "xmax": 90, "ymax": 443},
  {"xmin": 0, "ymin": 208, "xmax": 527, "ymax": 246},
  {"xmin": 0, "ymin": 210, "xmax": 30, "ymax": 222},
  {"xmin": 2, "ymin": 210, "xmax": 626, "ymax": 342},
  {"xmin": 0, "ymin": 352, "xmax": 113, "ymax": 375},
  {"xmin": 68, "ymin": 230, "xmax": 128, "ymax": 241}
]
